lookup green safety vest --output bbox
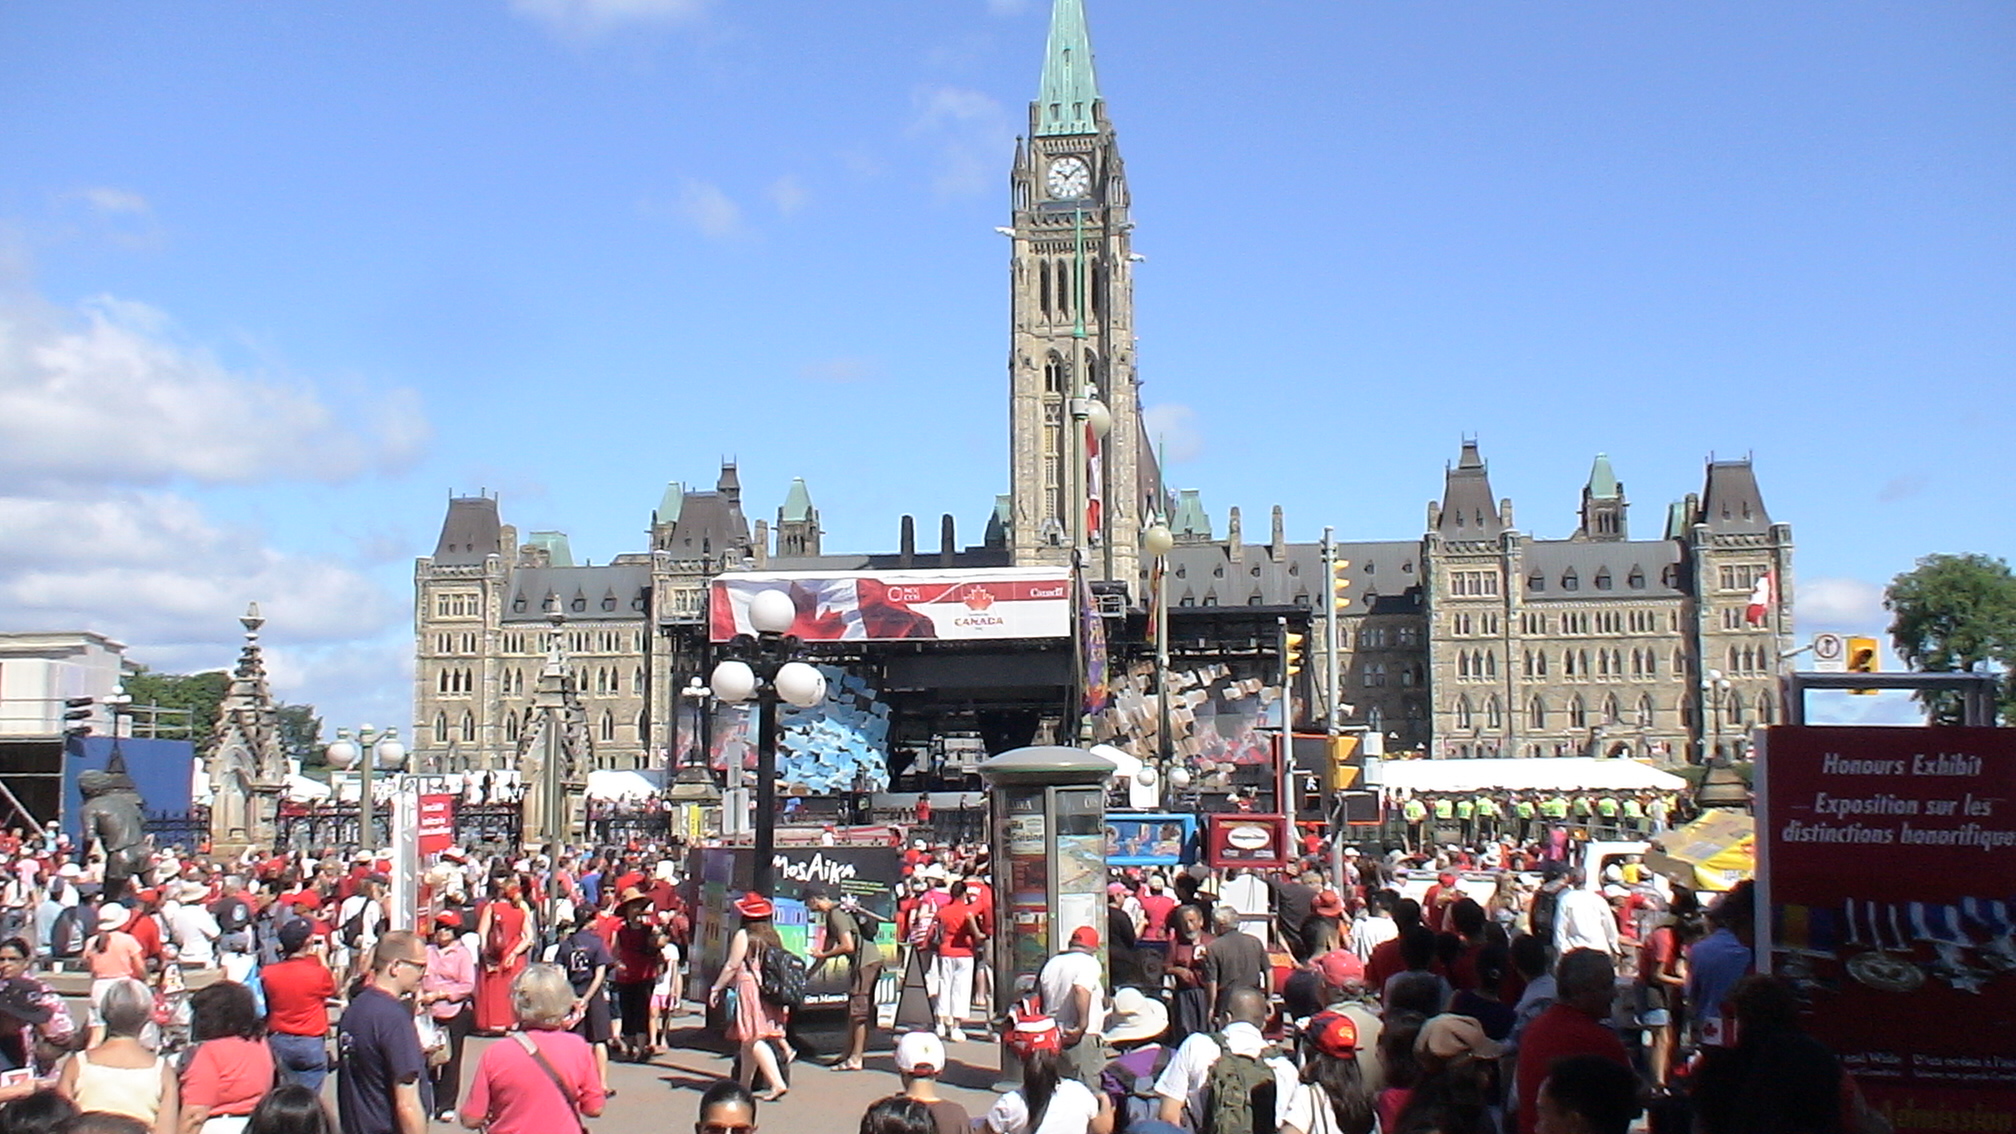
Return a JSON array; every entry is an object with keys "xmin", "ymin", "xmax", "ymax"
[
  {"xmin": 1540, "ymin": 797, "xmax": 1568, "ymax": 818},
  {"xmin": 1622, "ymin": 798, "xmax": 1645, "ymax": 819},
  {"xmin": 1454, "ymin": 799, "xmax": 1475, "ymax": 819},
  {"xmin": 1570, "ymin": 796, "xmax": 1593, "ymax": 816},
  {"xmin": 1432, "ymin": 798, "xmax": 1454, "ymax": 819},
  {"xmin": 1596, "ymin": 796, "xmax": 1620, "ymax": 817},
  {"xmin": 1514, "ymin": 800, "xmax": 1536, "ymax": 818},
  {"xmin": 1476, "ymin": 799, "xmax": 1500, "ymax": 818},
  {"xmin": 1404, "ymin": 799, "xmax": 1427, "ymax": 821}
]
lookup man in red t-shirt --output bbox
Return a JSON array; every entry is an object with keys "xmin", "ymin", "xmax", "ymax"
[
  {"xmin": 1514, "ymin": 948, "xmax": 1630, "ymax": 1134},
  {"xmin": 263, "ymin": 920, "xmax": 337, "ymax": 1091},
  {"xmin": 1364, "ymin": 898, "xmax": 1423, "ymax": 994},
  {"xmin": 1137, "ymin": 875, "xmax": 1178, "ymax": 947},
  {"xmin": 125, "ymin": 890, "xmax": 166, "ymax": 969},
  {"xmin": 931, "ymin": 882, "xmax": 985, "ymax": 1041}
]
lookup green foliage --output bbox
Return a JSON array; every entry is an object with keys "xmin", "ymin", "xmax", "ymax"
[
  {"xmin": 280, "ymin": 704, "xmax": 325, "ymax": 769},
  {"xmin": 124, "ymin": 669, "xmax": 229, "ymax": 747},
  {"xmin": 1884, "ymin": 553, "xmax": 2016, "ymax": 725}
]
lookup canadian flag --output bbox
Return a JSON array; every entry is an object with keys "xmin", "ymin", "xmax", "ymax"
[{"xmin": 1745, "ymin": 571, "xmax": 1774, "ymax": 626}]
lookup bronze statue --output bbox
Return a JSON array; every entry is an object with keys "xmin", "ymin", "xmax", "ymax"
[{"xmin": 78, "ymin": 751, "xmax": 150, "ymax": 901}]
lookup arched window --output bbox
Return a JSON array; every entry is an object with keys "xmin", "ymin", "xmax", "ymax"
[
  {"xmin": 600, "ymin": 711, "xmax": 615, "ymax": 742},
  {"xmin": 1485, "ymin": 696, "xmax": 1503, "ymax": 730},
  {"xmin": 1645, "ymin": 651, "xmax": 1657, "ymax": 678},
  {"xmin": 1757, "ymin": 691, "xmax": 1774, "ymax": 725},
  {"xmin": 1579, "ymin": 650, "xmax": 1591, "ymax": 676},
  {"xmin": 635, "ymin": 710, "xmax": 648, "ymax": 737},
  {"xmin": 437, "ymin": 670, "xmax": 450, "ymax": 694},
  {"xmin": 459, "ymin": 711, "xmax": 475, "ymax": 742},
  {"xmin": 633, "ymin": 668, "xmax": 645, "ymax": 694},
  {"xmin": 1673, "ymin": 647, "xmax": 1686, "ymax": 674},
  {"xmin": 1562, "ymin": 569, "xmax": 1579, "ymax": 591},
  {"xmin": 1529, "ymin": 695, "xmax": 1547, "ymax": 730},
  {"xmin": 1637, "ymin": 694, "xmax": 1655, "ymax": 728},
  {"xmin": 1569, "ymin": 696, "xmax": 1588, "ymax": 729},
  {"xmin": 1456, "ymin": 697, "xmax": 1474, "ymax": 730},
  {"xmin": 1485, "ymin": 651, "xmax": 1497, "ymax": 677},
  {"xmin": 1056, "ymin": 260, "xmax": 1071, "ymax": 317},
  {"xmin": 1594, "ymin": 568, "xmax": 1612, "ymax": 590},
  {"xmin": 1603, "ymin": 694, "xmax": 1620, "ymax": 725},
  {"xmin": 1040, "ymin": 260, "xmax": 1051, "ymax": 315},
  {"xmin": 503, "ymin": 713, "xmax": 519, "ymax": 742},
  {"xmin": 434, "ymin": 713, "xmax": 448, "ymax": 743},
  {"xmin": 1366, "ymin": 706, "xmax": 1384, "ymax": 731}
]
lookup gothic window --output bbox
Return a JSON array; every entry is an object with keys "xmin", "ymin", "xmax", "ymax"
[
  {"xmin": 437, "ymin": 670, "xmax": 449, "ymax": 695},
  {"xmin": 1628, "ymin": 566, "xmax": 1646, "ymax": 589},
  {"xmin": 1090, "ymin": 259, "xmax": 1102, "ymax": 319},
  {"xmin": 1637, "ymin": 694, "xmax": 1655, "ymax": 728},
  {"xmin": 1631, "ymin": 649, "xmax": 1643, "ymax": 678},
  {"xmin": 1673, "ymin": 647, "xmax": 1686, "ymax": 674},
  {"xmin": 1603, "ymin": 694, "xmax": 1620, "ymax": 725},
  {"xmin": 1569, "ymin": 696, "xmax": 1588, "ymax": 729},
  {"xmin": 504, "ymin": 714, "xmax": 519, "ymax": 742},
  {"xmin": 434, "ymin": 713, "xmax": 448, "ymax": 743},
  {"xmin": 1055, "ymin": 260, "xmax": 1071, "ymax": 318},
  {"xmin": 1727, "ymin": 645, "xmax": 1740, "ymax": 672},
  {"xmin": 460, "ymin": 712, "xmax": 475, "ymax": 742},
  {"xmin": 1528, "ymin": 571, "xmax": 1545, "ymax": 593},
  {"xmin": 600, "ymin": 711, "xmax": 615, "ymax": 742},
  {"xmin": 1756, "ymin": 691, "xmax": 1774, "ymax": 725},
  {"xmin": 1367, "ymin": 706, "xmax": 1384, "ymax": 731},
  {"xmin": 1040, "ymin": 260, "xmax": 1051, "ymax": 316},
  {"xmin": 1562, "ymin": 569, "xmax": 1579, "ymax": 591},
  {"xmin": 1563, "ymin": 650, "xmax": 1577, "ymax": 677},
  {"xmin": 1645, "ymin": 650, "xmax": 1657, "ymax": 678},
  {"xmin": 1486, "ymin": 696, "xmax": 1503, "ymax": 730},
  {"xmin": 1534, "ymin": 651, "xmax": 1548, "ymax": 677},
  {"xmin": 633, "ymin": 668, "xmax": 645, "ymax": 694},
  {"xmin": 1580, "ymin": 650, "xmax": 1592, "ymax": 677},
  {"xmin": 1456, "ymin": 697, "xmax": 1474, "ymax": 730},
  {"xmin": 1529, "ymin": 696, "xmax": 1547, "ymax": 730},
  {"xmin": 1612, "ymin": 649, "xmax": 1624, "ymax": 675},
  {"xmin": 1485, "ymin": 651, "xmax": 1497, "ymax": 677},
  {"xmin": 1594, "ymin": 568, "xmax": 1612, "ymax": 591},
  {"xmin": 635, "ymin": 709, "xmax": 647, "ymax": 737}
]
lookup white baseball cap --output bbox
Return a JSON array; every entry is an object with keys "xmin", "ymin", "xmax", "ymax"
[{"xmin": 895, "ymin": 1030, "xmax": 946, "ymax": 1075}]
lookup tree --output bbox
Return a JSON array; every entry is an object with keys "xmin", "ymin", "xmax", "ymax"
[
  {"xmin": 279, "ymin": 705, "xmax": 325, "ymax": 770},
  {"xmin": 123, "ymin": 669, "xmax": 230, "ymax": 749},
  {"xmin": 1884, "ymin": 553, "xmax": 2016, "ymax": 725}
]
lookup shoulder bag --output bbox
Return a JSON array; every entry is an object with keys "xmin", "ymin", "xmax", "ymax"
[{"xmin": 509, "ymin": 1032, "xmax": 589, "ymax": 1134}]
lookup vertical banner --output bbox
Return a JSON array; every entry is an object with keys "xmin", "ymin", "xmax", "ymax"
[
  {"xmin": 1084, "ymin": 423, "xmax": 1103, "ymax": 546},
  {"xmin": 1758, "ymin": 726, "xmax": 2016, "ymax": 1130},
  {"xmin": 388, "ymin": 792, "xmax": 421, "ymax": 933},
  {"xmin": 1078, "ymin": 570, "xmax": 1109, "ymax": 716}
]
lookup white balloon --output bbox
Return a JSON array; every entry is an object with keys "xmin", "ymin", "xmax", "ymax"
[
  {"xmin": 748, "ymin": 590, "xmax": 797, "ymax": 635},
  {"xmin": 710, "ymin": 659, "xmax": 757, "ymax": 703},
  {"xmin": 775, "ymin": 662, "xmax": 827, "ymax": 708}
]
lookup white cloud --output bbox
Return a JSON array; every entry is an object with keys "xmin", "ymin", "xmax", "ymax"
[
  {"xmin": 0, "ymin": 285, "xmax": 428, "ymax": 487},
  {"xmin": 798, "ymin": 356, "xmax": 878, "ymax": 384},
  {"xmin": 910, "ymin": 86, "xmax": 1013, "ymax": 200},
  {"xmin": 767, "ymin": 174, "xmax": 810, "ymax": 218},
  {"xmin": 1142, "ymin": 403, "xmax": 1205, "ymax": 463},
  {"xmin": 1795, "ymin": 576, "xmax": 1887, "ymax": 631},
  {"xmin": 0, "ymin": 490, "xmax": 399, "ymax": 647},
  {"xmin": 661, "ymin": 179, "xmax": 746, "ymax": 240},
  {"xmin": 75, "ymin": 188, "xmax": 152, "ymax": 217},
  {"xmin": 510, "ymin": 0, "xmax": 707, "ymax": 39}
]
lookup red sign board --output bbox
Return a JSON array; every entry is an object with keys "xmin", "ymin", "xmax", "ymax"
[
  {"xmin": 1203, "ymin": 813, "xmax": 1293, "ymax": 869},
  {"xmin": 417, "ymin": 794, "xmax": 456, "ymax": 857},
  {"xmin": 1757, "ymin": 726, "xmax": 2016, "ymax": 1129}
]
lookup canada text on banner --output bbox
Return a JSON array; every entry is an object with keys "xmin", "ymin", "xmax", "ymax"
[{"xmin": 709, "ymin": 569, "xmax": 1073, "ymax": 643}]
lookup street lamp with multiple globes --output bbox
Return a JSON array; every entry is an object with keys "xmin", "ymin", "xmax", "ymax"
[
  {"xmin": 323, "ymin": 725, "xmax": 407, "ymax": 850},
  {"xmin": 1700, "ymin": 668, "xmax": 1734, "ymax": 764},
  {"xmin": 1142, "ymin": 518, "xmax": 1176, "ymax": 799},
  {"xmin": 708, "ymin": 589, "xmax": 828, "ymax": 898}
]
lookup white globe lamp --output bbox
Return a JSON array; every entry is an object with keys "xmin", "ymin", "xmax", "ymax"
[
  {"xmin": 709, "ymin": 659, "xmax": 757, "ymax": 703},
  {"xmin": 373, "ymin": 730, "xmax": 407, "ymax": 771},
  {"xmin": 1168, "ymin": 766, "xmax": 1193, "ymax": 790},
  {"xmin": 748, "ymin": 590, "xmax": 797, "ymax": 636},
  {"xmin": 1143, "ymin": 522, "xmax": 1175, "ymax": 558},
  {"xmin": 775, "ymin": 662, "xmax": 827, "ymax": 709}
]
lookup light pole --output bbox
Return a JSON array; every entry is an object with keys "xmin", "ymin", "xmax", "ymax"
[
  {"xmin": 709, "ymin": 589, "xmax": 827, "ymax": 898},
  {"xmin": 1701, "ymin": 668, "xmax": 1732, "ymax": 765},
  {"xmin": 1143, "ymin": 518, "xmax": 1175, "ymax": 802},
  {"xmin": 324, "ymin": 725, "xmax": 406, "ymax": 850}
]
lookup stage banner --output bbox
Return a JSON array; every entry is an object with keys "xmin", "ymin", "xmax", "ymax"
[
  {"xmin": 1757, "ymin": 726, "xmax": 2016, "ymax": 1130},
  {"xmin": 711, "ymin": 569, "xmax": 1071, "ymax": 643}
]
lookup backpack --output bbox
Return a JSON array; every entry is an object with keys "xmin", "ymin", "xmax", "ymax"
[
  {"xmin": 214, "ymin": 897, "xmax": 251, "ymax": 935},
  {"xmin": 338, "ymin": 898, "xmax": 372, "ymax": 949},
  {"xmin": 1199, "ymin": 1032, "xmax": 1281, "ymax": 1134},
  {"xmin": 559, "ymin": 936, "xmax": 599, "ymax": 991},
  {"xmin": 850, "ymin": 906, "xmax": 883, "ymax": 941},
  {"xmin": 757, "ymin": 944, "xmax": 808, "ymax": 1009},
  {"xmin": 1529, "ymin": 884, "xmax": 1563, "ymax": 942}
]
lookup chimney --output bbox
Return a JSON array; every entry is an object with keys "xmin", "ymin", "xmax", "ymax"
[
  {"xmin": 1270, "ymin": 505, "xmax": 1286, "ymax": 563},
  {"xmin": 900, "ymin": 515, "xmax": 916, "ymax": 568},
  {"xmin": 1228, "ymin": 507, "xmax": 1243, "ymax": 564},
  {"xmin": 940, "ymin": 514, "xmax": 956, "ymax": 567},
  {"xmin": 752, "ymin": 520, "xmax": 769, "ymax": 568}
]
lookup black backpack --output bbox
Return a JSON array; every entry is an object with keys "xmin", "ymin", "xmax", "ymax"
[
  {"xmin": 758, "ymin": 944, "xmax": 808, "ymax": 1009},
  {"xmin": 338, "ymin": 899, "xmax": 372, "ymax": 949}
]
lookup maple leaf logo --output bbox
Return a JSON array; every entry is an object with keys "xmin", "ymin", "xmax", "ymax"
[{"xmin": 964, "ymin": 586, "xmax": 995, "ymax": 611}]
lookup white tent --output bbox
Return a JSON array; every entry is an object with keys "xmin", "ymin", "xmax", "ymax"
[
  {"xmin": 1376, "ymin": 757, "xmax": 1686, "ymax": 795},
  {"xmin": 586, "ymin": 768, "xmax": 665, "ymax": 800}
]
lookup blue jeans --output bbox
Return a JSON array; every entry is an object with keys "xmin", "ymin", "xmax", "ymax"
[{"xmin": 270, "ymin": 1032, "xmax": 328, "ymax": 1092}]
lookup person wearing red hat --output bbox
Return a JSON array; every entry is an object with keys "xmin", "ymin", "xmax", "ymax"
[
  {"xmin": 1281, "ymin": 1010, "xmax": 1376, "ymax": 1134},
  {"xmin": 983, "ymin": 1010, "xmax": 1113, "ymax": 1134},
  {"xmin": 1035, "ymin": 925, "xmax": 1107, "ymax": 1090},
  {"xmin": 706, "ymin": 893, "xmax": 788, "ymax": 1102}
]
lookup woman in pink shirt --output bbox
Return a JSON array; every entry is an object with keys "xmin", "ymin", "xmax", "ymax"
[
  {"xmin": 460, "ymin": 964, "xmax": 604, "ymax": 1134},
  {"xmin": 422, "ymin": 914, "xmax": 478, "ymax": 1122},
  {"xmin": 84, "ymin": 905, "xmax": 148, "ymax": 1040}
]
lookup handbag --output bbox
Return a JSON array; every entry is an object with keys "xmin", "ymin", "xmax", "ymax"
[
  {"xmin": 509, "ymin": 1032, "xmax": 589, "ymax": 1134},
  {"xmin": 414, "ymin": 1013, "xmax": 449, "ymax": 1068}
]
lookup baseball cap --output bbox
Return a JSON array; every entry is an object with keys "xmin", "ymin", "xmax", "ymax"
[
  {"xmin": 278, "ymin": 919, "xmax": 314, "ymax": 954},
  {"xmin": 894, "ymin": 1030, "xmax": 946, "ymax": 1075},
  {"xmin": 1312, "ymin": 949, "xmax": 1366, "ymax": 988},
  {"xmin": 1305, "ymin": 1010, "xmax": 1360, "ymax": 1058},
  {"xmin": 1004, "ymin": 1010, "xmax": 1062, "ymax": 1058},
  {"xmin": 1069, "ymin": 925, "xmax": 1100, "ymax": 949}
]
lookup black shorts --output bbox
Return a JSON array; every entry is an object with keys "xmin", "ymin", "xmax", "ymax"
[
  {"xmin": 615, "ymin": 980, "xmax": 653, "ymax": 1036},
  {"xmin": 573, "ymin": 987, "xmax": 613, "ymax": 1044}
]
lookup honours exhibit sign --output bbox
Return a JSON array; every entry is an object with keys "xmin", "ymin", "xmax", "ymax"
[
  {"xmin": 711, "ymin": 569, "xmax": 1071, "ymax": 643},
  {"xmin": 1757, "ymin": 726, "xmax": 2016, "ymax": 1130}
]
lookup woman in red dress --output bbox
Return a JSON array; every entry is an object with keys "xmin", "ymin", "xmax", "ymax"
[{"xmin": 474, "ymin": 875, "xmax": 534, "ymax": 1034}]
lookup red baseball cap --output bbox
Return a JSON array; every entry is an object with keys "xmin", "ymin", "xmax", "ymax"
[{"xmin": 1069, "ymin": 925, "xmax": 1100, "ymax": 949}]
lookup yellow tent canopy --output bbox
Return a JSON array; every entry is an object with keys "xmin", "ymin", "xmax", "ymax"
[{"xmin": 1644, "ymin": 809, "xmax": 1754, "ymax": 893}]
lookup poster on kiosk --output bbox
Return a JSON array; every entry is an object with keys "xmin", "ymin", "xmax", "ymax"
[{"xmin": 1757, "ymin": 725, "xmax": 2016, "ymax": 1130}]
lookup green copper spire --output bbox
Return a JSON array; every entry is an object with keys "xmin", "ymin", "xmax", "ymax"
[
  {"xmin": 779, "ymin": 477, "xmax": 815, "ymax": 523},
  {"xmin": 1586, "ymin": 453, "xmax": 1620, "ymax": 499},
  {"xmin": 1035, "ymin": 0, "xmax": 1100, "ymax": 137}
]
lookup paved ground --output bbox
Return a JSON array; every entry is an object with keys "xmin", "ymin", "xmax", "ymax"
[{"xmin": 466, "ymin": 1025, "xmax": 1008, "ymax": 1134}]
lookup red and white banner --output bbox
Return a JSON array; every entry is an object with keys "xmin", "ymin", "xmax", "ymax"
[
  {"xmin": 710, "ymin": 569, "xmax": 1072, "ymax": 642},
  {"xmin": 417, "ymin": 794, "xmax": 456, "ymax": 856},
  {"xmin": 1745, "ymin": 570, "xmax": 1774, "ymax": 625}
]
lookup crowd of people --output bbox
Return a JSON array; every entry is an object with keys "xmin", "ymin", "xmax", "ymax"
[
  {"xmin": 0, "ymin": 816, "xmax": 1884, "ymax": 1134},
  {"xmin": 1388, "ymin": 790, "xmax": 1690, "ymax": 853}
]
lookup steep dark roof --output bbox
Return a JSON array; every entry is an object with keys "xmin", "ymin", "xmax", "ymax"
[
  {"xmin": 503, "ymin": 565, "xmax": 651, "ymax": 622},
  {"xmin": 1699, "ymin": 461, "xmax": 1771, "ymax": 534},
  {"xmin": 663, "ymin": 490, "xmax": 751, "ymax": 558},
  {"xmin": 1521, "ymin": 540, "xmax": 1684, "ymax": 599},
  {"xmin": 433, "ymin": 497, "xmax": 502, "ymax": 565},
  {"xmin": 1436, "ymin": 441, "xmax": 1503, "ymax": 539},
  {"xmin": 1163, "ymin": 540, "xmax": 1423, "ymax": 615}
]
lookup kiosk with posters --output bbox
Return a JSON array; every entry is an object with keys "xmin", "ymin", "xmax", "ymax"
[{"xmin": 979, "ymin": 746, "xmax": 1109, "ymax": 1073}]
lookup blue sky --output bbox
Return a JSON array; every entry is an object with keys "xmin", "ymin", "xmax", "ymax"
[{"xmin": 1, "ymin": 0, "xmax": 2010, "ymax": 733}]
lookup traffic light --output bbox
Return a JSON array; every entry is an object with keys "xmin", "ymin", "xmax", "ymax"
[
  {"xmin": 1327, "ymin": 734, "xmax": 1362, "ymax": 791},
  {"xmin": 1332, "ymin": 559, "xmax": 1353, "ymax": 611},
  {"xmin": 62, "ymin": 696, "xmax": 95, "ymax": 738},
  {"xmin": 1848, "ymin": 636, "xmax": 1879, "ymax": 695},
  {"xmin": 1284, "ymin": 632, "xmax": 1307, "ymax": 678}
]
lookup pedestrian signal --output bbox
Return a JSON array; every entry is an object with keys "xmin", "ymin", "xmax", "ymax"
[{"xmin": 1848, "ymin": 635, "xmax": 1879, "ymax": 695}]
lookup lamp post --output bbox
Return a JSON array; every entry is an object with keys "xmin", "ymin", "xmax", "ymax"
[
  {"xmin": 709, "ymin": 589, "xmax": 827, "ymax": 898},
  {"xmin": 1143, "ymin": 518, "xmax": 1175, "ymax": 801},
  {"xmin": 1701, "ymin": 668, "xmax": 1732, "ymax": 765},
  {"xmin": 324, "ymin": 725, "xmax": 406, "ymax": 850}
]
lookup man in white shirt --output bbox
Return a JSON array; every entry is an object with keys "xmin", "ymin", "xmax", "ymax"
[
  {"xmin": 1553, "ymin": 872, "xmax": 1620, "ymax": 957},
  {"xmin": 1038, "ymin": 925, "xmax": 1108, "ymax": 1085},
  {"xmin": 1153, "ymin": 986, "xmax": 1296, "ymax": 1130},
  {"xmin": 1349, "ymin": 890, "xmax": 1399, "ymax": 961},
  {"xmin": 166, "ymin": 881, "xmax": 221, "ymax": 967}
]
